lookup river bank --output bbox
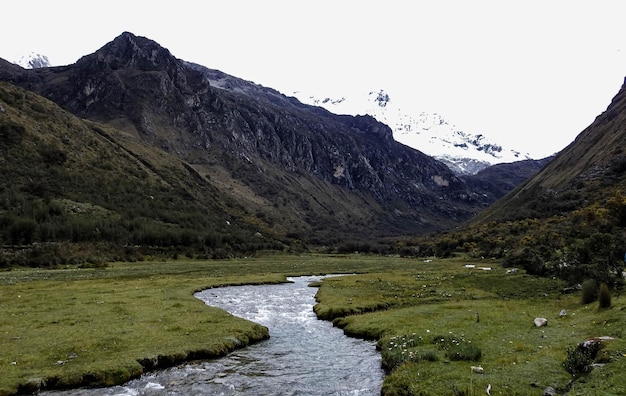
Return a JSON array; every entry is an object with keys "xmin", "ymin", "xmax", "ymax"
[
  {"xmin": 1, "ymin": 255, "xmax": 624, "ymax": 395},
  {"xmin": 38, "ymin": 275, "xmax": 383, "ymax": 395},
  {"xmin": 0, "ymin": 255, "xmax": 389, "ymax": 395}
]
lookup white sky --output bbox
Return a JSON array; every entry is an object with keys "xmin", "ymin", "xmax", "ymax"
[{"xmin": 2, "ymin": 0, "xmax": 626, "ymax": 158}]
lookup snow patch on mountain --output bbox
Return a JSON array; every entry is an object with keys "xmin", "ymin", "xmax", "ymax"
[
  {"xmin": 14, "ymin": 52, "xmax": 51, "ymax": 69},
  {"xmin": 291, "ymin": 89, "xmax": 532, "ymax": 175}
]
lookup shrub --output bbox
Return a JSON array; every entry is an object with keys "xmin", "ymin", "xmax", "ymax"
[
  {"xmin": 581, "ymin": 279, "xmax": 597, "ymax": 305},
  {"xmin": 563, "ymin": 341, "xmax": 603, "ymax": 377},
  {"xmin": 380, "ymin": 334, "xmax": 425, "ymax": 372},
  {"xmin": 502, "ymin": 247, "xmax": 546, "ymax": 275},
  {"xmin": 563, "ymin": 345, "xmax": 593, "ymax": 376},
  {"xmin": 9, "ymin": 218, "xmax": 37, "ymax": 244},
  {"xmin": 0, "ymin": 121, "xmax": 25, "ymax": 148},
  {"xmin": 433, "ymin": 334, "xmax": 482, "ymax": 361},
  {"xmin": 420, "ymin": 351, "xmax": 438, "ymax": 362},
  {"xmin": 598, "ymin": 282, "xmax": 611, "ymax": 308}
]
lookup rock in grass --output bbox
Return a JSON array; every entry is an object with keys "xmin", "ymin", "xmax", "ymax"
[
  {"xmin": 542, "ymin": 386, "xmax": 557, "ymax": 396},
  {"xmin": 534, "ymin": 317, "xmax": 548, "ymax": 327}
]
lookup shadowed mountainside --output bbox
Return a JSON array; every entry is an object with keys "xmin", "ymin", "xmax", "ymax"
[
  {"xmin": 0, "ymin": 32, "xmax": 554, "ymax": 262},
  {"xmin": 0, "ymin": 33, "xmax": 513, "ymax": 241}
]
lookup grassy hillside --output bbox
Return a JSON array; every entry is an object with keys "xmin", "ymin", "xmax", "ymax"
[{"xmin": 0, "ymin": 82, "xmax": 285, "ymax": 266}]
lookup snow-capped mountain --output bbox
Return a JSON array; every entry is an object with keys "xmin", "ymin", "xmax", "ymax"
[
  {"xmin": 291, "ymin": 89, "xmax": 532, "ymax": 175},
  {"xmin": 14, "ymin": 52, "xmax": 51, "ymax": 69}
]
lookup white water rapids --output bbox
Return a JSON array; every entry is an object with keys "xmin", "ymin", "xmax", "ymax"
[{"xmin": 42, "ymin": 275, "xmax": 384, "ymax": 395}]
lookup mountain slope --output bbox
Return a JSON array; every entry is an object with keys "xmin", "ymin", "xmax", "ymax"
[
  {"xmin": 0, "ymin": 81, "xmax": 284, "ymax": 264},
  {"xmin": 0, "ymin": 32, "xmax": 497, "ymax": 244},
  {"xmin": 474, "ymin": 77, "xmax": 626, "ymax": 224},
  {"xmin": 461, "ymin": 156, "xmax": 553, "ymax": 205}
]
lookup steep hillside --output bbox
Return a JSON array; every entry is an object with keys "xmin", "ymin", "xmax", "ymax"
[
  {"xmin": 0, "ymin": 81, "xmax": 286, "ymax": 265},
  {"xmin": 461, "ymin": 156, "xmax": 553, "ymax": 205},
  {"xmin": 475, "ymin": 78, "xmax": 626, "ymax": 223},
  {"xmin": 0, "ymin": 32, "xmax": 498, "ymax": 244}
]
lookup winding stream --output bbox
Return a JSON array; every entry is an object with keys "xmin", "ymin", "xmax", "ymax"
[{"xmin": 43, "ymin": 275, "xmax": 383, "ymax": 395}]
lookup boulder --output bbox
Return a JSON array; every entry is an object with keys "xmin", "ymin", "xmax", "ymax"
[{"xmin": 542, "ymin": 387, "xmax": 557, "ymax": 396}]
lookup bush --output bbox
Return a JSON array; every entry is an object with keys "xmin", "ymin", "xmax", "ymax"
[
  {"xmin": 0, "ymin": 121, "xmax": 25, "ymax": 148},
  {"xmin": 598, "ymin": 282, "xmax": 611, "ymax": 308},
  {"xmin": 433, "ymin": 334, "xmax": 482, "ymax": 361},
  {"xmin": 9, "ymin": 218, "xmax": 37, "ymax": 244},
  {"xmin": 563, "ymin": 345, "xmax": 593, "ymax": 376},
  {"xmin": 502, "ymin": 247, "xmax": 546, "ymax": 275},
  {"xmin": 581, "ymin": 279, "xmax": 597, "ymax": 305},
  {"xmin": 380, "ymin": 334, "xmax": 425, "ymax": 372},
  {"xmin": 563, "ymin": 341, "xmax": 603, "ymax": 377}
]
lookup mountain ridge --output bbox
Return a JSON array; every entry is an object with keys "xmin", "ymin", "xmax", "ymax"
[
  {"xmin": 0, "ymin": 32, "xmax": 554, "ymax": 259},
  {"xmin": 0, "ymin": 32, "xmax": 482, "ymax": 243},
  {"xmin": 291, "ymin": 88, "xmax": 535, "ymax": 174}
]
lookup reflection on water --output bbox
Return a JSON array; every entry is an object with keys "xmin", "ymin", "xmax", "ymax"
[{"xmin": 41, "ymin": 275, "xmax": 383, "ymax": 395}]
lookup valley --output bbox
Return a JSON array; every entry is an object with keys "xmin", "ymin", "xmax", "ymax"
[{"xmin": 0, "ymin": 31, "xmax": 625, "ymax": 395}]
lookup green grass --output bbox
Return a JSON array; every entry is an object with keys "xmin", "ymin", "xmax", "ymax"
[
  {"xmin": 0, "ymin": 254, "xmax": 624, "ymax": 395},
  {"xmin": 0, "ymin": 254, "xmax": 399, "ymax": 394},
  {"xmin": 315, "ymin": 257, "xmax": 626, "ymax": 395}
]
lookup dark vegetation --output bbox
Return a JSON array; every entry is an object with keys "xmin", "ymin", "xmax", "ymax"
[
  {"xmin": 392, "ymin": 190, "xmax": 626, "ymax": 289},
  {"xmin": 0, "ymin": 83, "xmax": 285, "ymax": 267}
]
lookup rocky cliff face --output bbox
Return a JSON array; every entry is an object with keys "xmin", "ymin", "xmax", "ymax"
[{"xmin": 0, "ymin": 32, "xmax": 505, "ymax": 238}]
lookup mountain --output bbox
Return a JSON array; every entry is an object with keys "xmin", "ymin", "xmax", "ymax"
[
  {"xmin": 14, "ymin": 52, "xmax": 51, "ymax": 69},
  {"xmin": 291, "ymin": 89, "xmax": 533, "ymax": 174},
  {"xmin": 460, "ymin": 156, "xmax": 554, "ymax": 204},
  {"xmin": 184, "ymin": 62, "xmax": 550, "ymax": 211},
  {"xmin": 0, "ymin": 31, "xmax": 511, "ymax": 255}
]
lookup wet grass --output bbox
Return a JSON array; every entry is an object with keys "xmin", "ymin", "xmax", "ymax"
[
  {"xmin": 0, "ymin": 254, "xmax": 404, "ymax": 394},
  {"xmin": 315, "ymin": 257, "xmax": 626, "ymax": 395},
  {"xmin": 1, "ymin": 254, "xmax": 624, "ymax": 395}
]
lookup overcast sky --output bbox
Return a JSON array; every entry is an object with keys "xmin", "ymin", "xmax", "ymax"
[{"xmin": 3, "ymin": 1, "xmax": 626, "ymax": 158}]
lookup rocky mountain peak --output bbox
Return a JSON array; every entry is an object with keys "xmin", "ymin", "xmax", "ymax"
[
  {"xmin": 292, "ymin": 89, "xmax": 532, "ymax": 175},
  {"xmin": 85, "ymin": 31, "xmax": 179, "ymax": 72}
]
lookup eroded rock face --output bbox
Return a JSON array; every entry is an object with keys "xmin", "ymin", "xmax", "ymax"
[{"xmin": 0, "ymin": 32, "xmax": 492, "ymax": 235}]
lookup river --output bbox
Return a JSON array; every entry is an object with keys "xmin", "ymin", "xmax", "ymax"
[{"xmin": 42, "ymin": 275, "xmax": 384, "ymax": 395}]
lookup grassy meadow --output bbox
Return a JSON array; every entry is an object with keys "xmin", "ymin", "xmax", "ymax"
[{"xmin": 0, "ymin": 254, "xmax": 624, "ymax": 395}]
